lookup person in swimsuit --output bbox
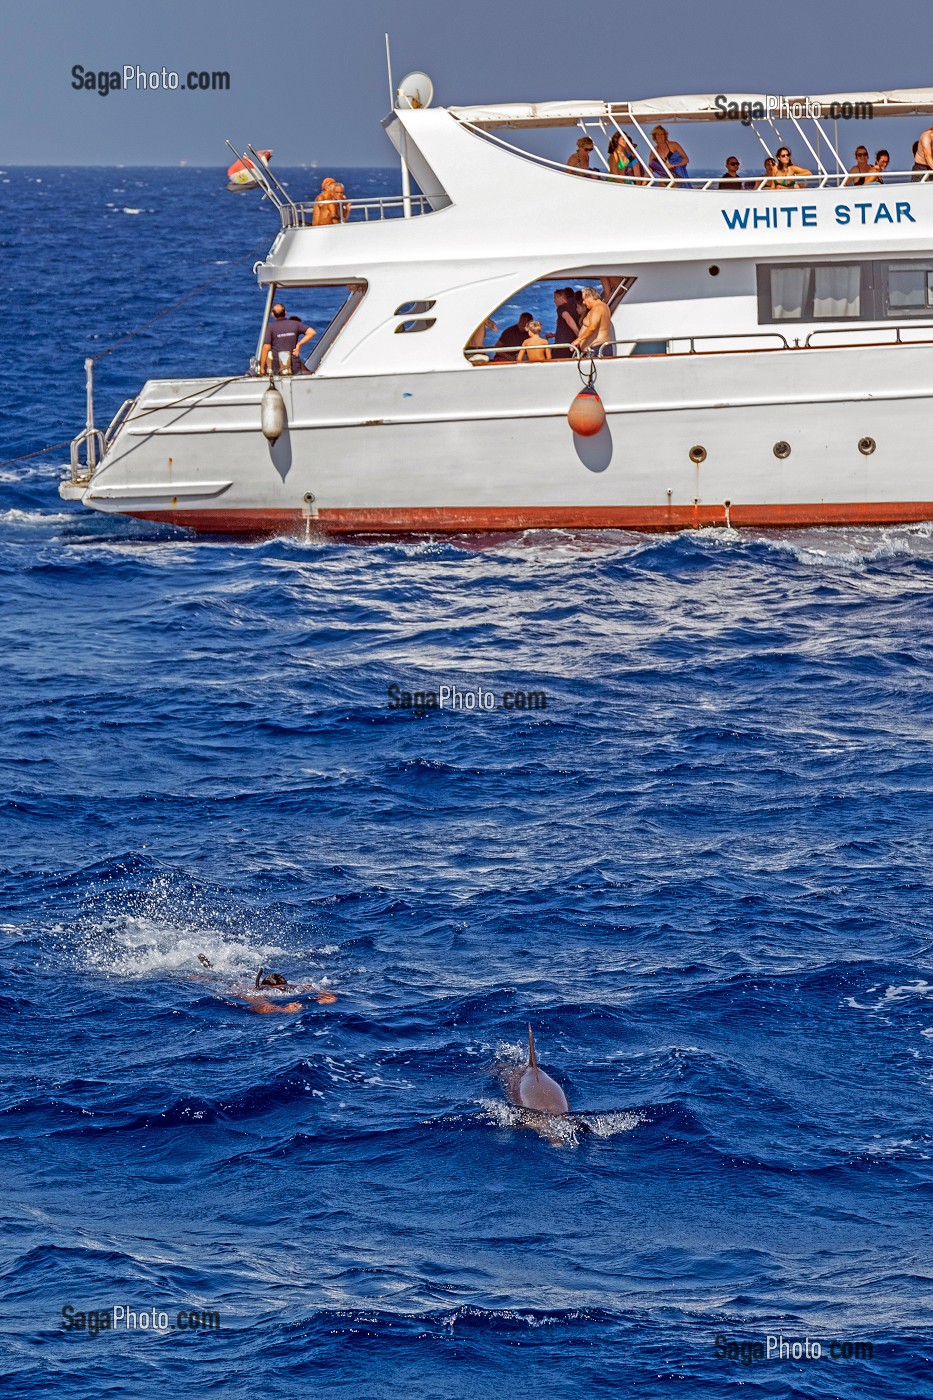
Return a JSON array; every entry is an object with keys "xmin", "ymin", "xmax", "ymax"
[
  {"xmin": 517, "ymin": 321, "xmax": 552, "ymax": 363},
  {"xmin": 771, "ymin": 147, "xmax": 812, "ymax": 190},
  {"xmin": 758, "ymin": 156, "xmax": 779, "ymax": 190},
  {"xmin": 607, "ymin": 131, "xmax": 644, "ymax": 183},
  {"xmin": 912, "ymin": 122, "xmax": 933, "ymax": 181},
  {"xmin": 571, "ymin": 287, "xmax": 612, "ymax": 356},
  {"xmin": 864, "ymin": 150, "xmax": 890, "ymax": 185},
  {"xmin": 648, "ymin": 125, "xmax": 689, "ymax": 182},
  {"xmin": 566, "ymin": 136, "xmax": 596, "ymax": 177},
  {"xmin": 195, "ymin": 957, "xmax": 337, "ymax": 1014},
  {"xmin": 844, "ymin": 145, "xmax": 872, "ymax": 186}
]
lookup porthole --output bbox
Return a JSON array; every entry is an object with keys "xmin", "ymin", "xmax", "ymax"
[
  {"xmin": 773, "ymin": 440, "xmax": 791, "ymax": 459},
  {"xmin": 394, "ymin": 300, "xmax": 435, "ymax": 315},
  {"xmin": 708, "ymin": 265, "xmax": 721, "ymax": 276},
  {"xmin": 858, "ymin": 436, "xmax": 876, "ymax": 455},
  {"xmin": 395, "ymin": 318, "xmax": 436, "ymax": 334},
  {"xmin": 689, "ymin": 445, "xmax": 707, "ymax": 464}
]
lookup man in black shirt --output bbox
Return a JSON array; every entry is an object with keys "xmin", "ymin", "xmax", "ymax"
[
  {"xmin": 260, "ymin": 303, "xmax": 316, "ymax": 374},
  {"xmin": 717, "ymin": 156, "xmax": 749, "ymax": 190}
]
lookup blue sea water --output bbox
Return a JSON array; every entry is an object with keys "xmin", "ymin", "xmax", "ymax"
[{"xmin": 2, "ymin": 167, "xmax": 933, "ymax": 1398}]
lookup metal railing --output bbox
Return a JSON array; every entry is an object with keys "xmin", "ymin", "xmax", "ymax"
[
  {"xmin": 468, "ymin": 324, "xmax": 933, "ymax": 363},
  {"xmin": 279, "ymin": 193, "xmax": 434, "ymax": 229},
  {"xmin": 457, "ymin": 121, "xmax": 933, "ymax": 191}
]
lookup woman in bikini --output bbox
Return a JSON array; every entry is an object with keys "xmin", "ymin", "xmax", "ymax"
[
  {"xmin": 608, "ymin": 131, "xmax": 645, "ymax": 183},
  {"xmin": 771, "ymin": 147, "xmax": 812, "ymax": 191}
]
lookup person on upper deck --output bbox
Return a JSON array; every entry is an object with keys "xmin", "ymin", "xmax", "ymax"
[
  {"xmin": 864, "ymin": 149, "xmax": 890, "ymax": 185},
  {"xmin": 648, "ymin": 126, "xmax": 689, "ymax": 181},
  {"xmin": 567, "ymin": 136, "xmax": 596, "ymax": 176},
  {"xmin": 311, "ymin": 176, "xmax": 351, "ymax": 225},
  {"xmin": 912, "ymin": 121, "xmax": 933, "ymax": 181},
  {"xmin": 571, "ymin": 287, "xmax": 612, "ymax": 357},
  {"xmin": 759, "ymin": 156, "xmax": 779, "ymax": 189},
  {"xmin": 608, "ymin": 131, "xmax": 644, "ymax": 182},
  {"xmin": 717, "ymin": 156, "xmax": 748, "ymax": 190},
  {"xmin": 771, "ymin": 147, "xmax": 811, "ymax": 190},
  {"xmin": 552, "ymin": 288, "xmax": 579, "ymax": 359},
  {"xmin": 260, "ymin": 303, "xmax": 316, "ymax": 375},
  {"xmin": 844, "ymin": 144, "xmax": 873, "ymax": 186}
]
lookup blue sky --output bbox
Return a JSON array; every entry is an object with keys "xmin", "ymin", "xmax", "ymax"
[{"xmin": 2, "ymin": 0, "xmax": 928, "ymax": 166}]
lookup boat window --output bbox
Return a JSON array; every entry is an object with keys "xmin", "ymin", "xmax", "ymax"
[
  {"xmin": 769, "ymin": 267, "xmax": 809, "ymax": 320},
  {"xmin": 257, "ymin": 281, "xmax": 366, "ymax": 375},
  {"xmin": 395, "ymin": 318, "xmax": 436, "ymax": 334},
  {"xmin": 758, "ymin": 264, "xmax": 865, "ymax": 322},
  {"xmin": 395, "ymin": 300, "xmax": 435, "ymax": 315},
  {"xmin": 813, "ymin": 265, "xmax": 861, "ymax": 318},
  {"xmin": 884, "ymin": 263, "xmax": 933, "ymax": 315},
  {"xmin": 464, "ymin": 273, "xmax": 636, "ymax": 363}
]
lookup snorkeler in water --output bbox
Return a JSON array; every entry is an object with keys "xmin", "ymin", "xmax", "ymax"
[
  {"xmin": 192, "ymin": 957, "xmax": 337, "ymax": 1013},
  {"xmin": 248, "ymin": 967, "xmax": 337, "ymax": 1013}
]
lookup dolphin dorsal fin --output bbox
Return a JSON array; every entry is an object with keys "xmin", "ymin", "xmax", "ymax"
[{"xmin": 528, "ymin": 1024, "xmax": 538, "ymax": 1069}]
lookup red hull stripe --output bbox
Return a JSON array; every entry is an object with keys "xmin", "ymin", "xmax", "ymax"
[{"xmin": 129, "ymin": 502, "xmax": 933, "ymax": 535}]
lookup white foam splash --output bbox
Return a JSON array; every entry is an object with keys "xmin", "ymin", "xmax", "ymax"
[
  {"xmin": 75, "ymin": 912, "xmax": 284, "ymax": 980},
  {"xmin": 0, "ymin": 508, "xmax": 73, "ymax": 524},
  {"xmin": 477, "ymin": 1097, "xmax": 643, "ymax": 1147}
]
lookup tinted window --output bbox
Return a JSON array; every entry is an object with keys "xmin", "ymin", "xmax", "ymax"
[{"xmin": 886, "ymin": 263, "xmax": 933, "ymax": 315}]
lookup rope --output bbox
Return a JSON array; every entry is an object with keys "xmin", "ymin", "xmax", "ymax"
[
  {"xmin": 90, "ymin": 240, "xmax": 269, "ymax": 362},
  {"xmin": 0, "ymin": 439, "xmax": 77, "ymax": 470},
  {"xmin": 0, "ymin": 245, "xmax": 270, "ymax": 471}
]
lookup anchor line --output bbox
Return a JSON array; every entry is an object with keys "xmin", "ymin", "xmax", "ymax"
[
  {"xmin": 4, "ymin": 242, "xmax": 271, "ymax": 472},
  {"xmin": 0, "ymin": 439, "xmax": 79, "ymax": 470},
  {"xmin": 89, "ymin": 241, "xmax": 269, "ymax": 362},
  {"xmin": 0, "ymin": 378, "xmax": 251, "ymax": 472}
]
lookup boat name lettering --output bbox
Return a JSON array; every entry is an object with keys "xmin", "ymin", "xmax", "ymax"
[{"xmin": 721, "ymin": 202, "xmax": 915, "ymax": 231}]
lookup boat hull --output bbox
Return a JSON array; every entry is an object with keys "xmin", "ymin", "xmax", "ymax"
[{"xmin": 67, "ymin": 340, "xmax": 933, "ymax": 535}]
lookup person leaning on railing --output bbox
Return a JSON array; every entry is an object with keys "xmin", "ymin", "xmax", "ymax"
[
  {"xmin": 608, "ymin": 131, "xmax": 645, "ymax": 183},
  {"xmin": 571, "ymin": 287, "xmax": 612, "ymax": 357},
  {"xmin": 844, "ymin": 144, "xmax": 873, "ymax": 186},
  {"xmin": 648, "ymin": 125, "xmax": 689, "ymax": 181},
  {"xmin": 717, "ymin": 156, "xmax": 749, "ymax": 190},
  {"xmin": 864, "ymin": 150, "xmax": 890, "ymax": 186},
  {"xmin": 912, "ymin": 121, "xmax": 933, "ymax": 181},
  {"xmin": 771, "ymin": 146, "xmax": 812, "ymax": 190},
  {"xmin": 310, "ymin": 176, "xmax": 352, "ymax": 225}
]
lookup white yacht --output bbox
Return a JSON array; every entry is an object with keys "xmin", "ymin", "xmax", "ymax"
[{"xmin": 62, "ymin": 88, "xmax": 933, "ymax": 534}]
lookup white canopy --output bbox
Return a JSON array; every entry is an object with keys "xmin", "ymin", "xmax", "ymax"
[{"xmin": 450, "ymin": 89, "xmax": 933, "ymax": 129}]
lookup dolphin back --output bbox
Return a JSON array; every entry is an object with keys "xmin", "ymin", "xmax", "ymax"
[
  {"xmin": 503, "ymin": 1027, "xmax": 571, "ymax": 1115},
  {"xmin": 516, "ymin": 1065, "xmax": 570, "ymax": 1114}
]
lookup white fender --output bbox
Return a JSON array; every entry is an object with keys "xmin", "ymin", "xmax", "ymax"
[{"xmin": 261, "ymin": 383, "xmax": 286, "ymax": 443}]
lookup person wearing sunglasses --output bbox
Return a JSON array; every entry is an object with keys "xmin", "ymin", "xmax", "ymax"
[
  {"xmin": 771, "ymin": 147, "xmax": 812, "ymax": 191},
  {"xmin": 844, "ymin": 145, "xmax": 873, "ymax": 186},
  {"xmin": 717, "ymin": 156, "xmax": 748, "ymax": 190}
]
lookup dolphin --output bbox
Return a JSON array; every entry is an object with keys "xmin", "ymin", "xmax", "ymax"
[{"xmin": 506, "ymin": 1026, "xmax": 570, "ymax": 1115}]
